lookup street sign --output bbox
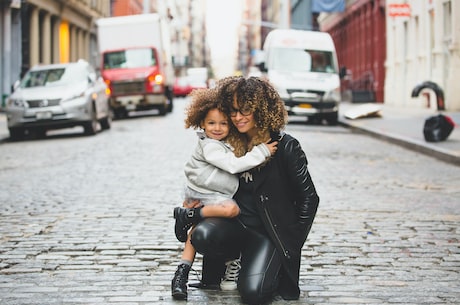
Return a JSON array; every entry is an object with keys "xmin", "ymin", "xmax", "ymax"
[{"xmin": 388, "ymin": 3, "xmax": 411, "ymax": 17}]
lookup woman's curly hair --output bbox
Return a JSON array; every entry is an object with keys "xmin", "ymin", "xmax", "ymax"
[
  {"xmin": 184, "ymin": 88, "xmax": 225, "ymax": 129},
  {"xmin": 215, "ymin": 76, "xmax": 287, "ymax": 157}
]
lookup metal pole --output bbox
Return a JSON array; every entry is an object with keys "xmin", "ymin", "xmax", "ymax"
[
  {"xmin": 2, "ymin": 6, "xmax": 12, "ymax": 107},
  {"xmin": 279, "ymin": 0, "xmax": 290, "ymax": 29}
]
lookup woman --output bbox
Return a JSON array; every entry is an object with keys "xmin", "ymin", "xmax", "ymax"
[
  {"xmin": 189, "ymin": 76, "xmax": 320, "ymax": 304},
  {"xmin": 171, "ymin": 88, "xmax": 277, "ymax": 300}
]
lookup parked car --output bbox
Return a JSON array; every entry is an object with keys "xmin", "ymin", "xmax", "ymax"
[
  {"xmin": 173, "ymin": 76, "xmax": 193, "ymax": 97},
  {"xmin": 5, "ymin": 60, "xmax": 112, "ymax": 140}
]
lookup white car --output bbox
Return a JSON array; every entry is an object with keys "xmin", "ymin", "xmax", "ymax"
[{"xmin": 5, "ymin": 60, "xmax": 112, "ymax": 140}]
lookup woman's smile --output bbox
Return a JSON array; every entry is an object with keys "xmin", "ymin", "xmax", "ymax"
[{"xmin": 234, "ymin": 118, "xmax": 248, "ymax": 129}]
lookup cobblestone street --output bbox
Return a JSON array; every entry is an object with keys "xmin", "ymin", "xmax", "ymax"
[{"xmin": 0, "ymin": 99, "xmax": 459, "ymax": 304}]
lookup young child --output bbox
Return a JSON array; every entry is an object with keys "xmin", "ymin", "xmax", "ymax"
[{"xmin": 171, "ymin": 88, "xmax": 277, "ymax": 300}]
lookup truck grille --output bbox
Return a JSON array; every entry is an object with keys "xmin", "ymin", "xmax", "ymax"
[
  {"xmin": 112, "ymin": 81, "xmax": 145, "ymax": 95},
  {"xmin": 287, "ymin": 89, "xmax": 325, "ymax": 97}
]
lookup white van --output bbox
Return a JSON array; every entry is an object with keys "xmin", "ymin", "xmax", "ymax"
[{"xmin": 258, "ymin": 29, "xmax": 341, "ymax": 124}]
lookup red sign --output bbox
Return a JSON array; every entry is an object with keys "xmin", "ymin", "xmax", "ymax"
[{"xmin": 388, "ymin": 3, "xmax": 411, "ymax": 17}]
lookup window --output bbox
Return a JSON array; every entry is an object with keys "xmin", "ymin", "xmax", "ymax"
[
  {"xmin": 270, "ymin": 48, "xmax": 336, "ymax": 73},
  {"xmin": 103, "ymin": 48, "xmax": 157, "ymax": 69},
  {"xmin": 443, "ymin": 1, "xmax": 452, "ymax": 39}
]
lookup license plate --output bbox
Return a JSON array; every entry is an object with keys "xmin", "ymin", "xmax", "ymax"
[
  {"xmin": 299, "ymin": 104, "xmax": 312, "ymax": 108},
  {"xmin": 126, "ymin": 104, "xmax": 136, "ymax": 110},
  {"xmin": 36, "ymin": 111, "xmax": 52, "ymax": 120}
]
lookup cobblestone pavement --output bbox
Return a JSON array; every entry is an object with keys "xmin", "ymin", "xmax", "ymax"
[{"xmin": 0, "ymin": 99, "xmax": 459, "ymax": 305}]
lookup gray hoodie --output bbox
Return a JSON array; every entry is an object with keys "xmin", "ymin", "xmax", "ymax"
[{"xmin": 184, "ymin": 132, "xmax": 271, "ymax": 197}]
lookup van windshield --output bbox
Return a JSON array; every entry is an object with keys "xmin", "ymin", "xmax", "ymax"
[
  {"xmin": 270, "ymin": 48, "xmax": 336, "ymax": 73},
  {"xmin": 103, "ymin": 48, "xmax": 157, "ymax": 69}
]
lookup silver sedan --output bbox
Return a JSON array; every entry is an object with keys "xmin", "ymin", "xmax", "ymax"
[{"xmin": 5, "ymin": 60, "xmax": 112, "ymax": 140}]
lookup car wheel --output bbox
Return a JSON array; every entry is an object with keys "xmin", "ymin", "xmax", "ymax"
[
  {"xmin": 9, "ymin": 127, "xmax": 25, "ymax": 141},
  {"xmin": 100, "ymin": 114, "xmax": 112, "ymax": 130},
  {"xmin": 83, "ymin": 108, "xmax": 98, "ymax": 135}
]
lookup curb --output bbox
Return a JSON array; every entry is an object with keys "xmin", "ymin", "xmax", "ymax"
[{"xmin": 339, "ymin": 119, "xmax": 460, "ymax": 167}]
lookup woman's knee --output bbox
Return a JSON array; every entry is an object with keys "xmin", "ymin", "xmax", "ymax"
[
  {"xmin": 190, "ymin": 221, "xmax": 213, "ymax": 253},
  {"xmin": 190, "ymin": 218, "xmax": 240, "ymax": 256}
]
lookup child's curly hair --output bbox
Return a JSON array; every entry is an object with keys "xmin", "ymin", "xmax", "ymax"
[
  {"xmin": 184, "ymin": 88, "xmax": 226, "ymax": 129},
  {"xmin": 215, "ymin": 76, "xmax": 287, "ymax": 157}
]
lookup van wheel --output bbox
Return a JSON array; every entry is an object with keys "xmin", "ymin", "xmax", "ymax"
[{"xmin": 326, "ymin": 113, "xmax": 338, "ymax": 125}]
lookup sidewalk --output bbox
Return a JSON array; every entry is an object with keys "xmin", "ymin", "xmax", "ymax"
[{"xmin": 338, "ymin": 102, "xmax": 460, "ymax": 166}]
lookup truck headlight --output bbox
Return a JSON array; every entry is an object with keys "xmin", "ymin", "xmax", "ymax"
[
  {"xmin": 273, "ymin": 85, "xmax": 289, "ymax": 100},
  {"xmin": 323, "ymin": 87, "xmax": 341, "ymax": 102},
  {"xmin": 278, "ymin": 91, "xmax": 290, "ymax": 100}
]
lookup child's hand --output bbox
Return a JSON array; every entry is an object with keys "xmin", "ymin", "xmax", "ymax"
[
  {"xmin": 184, "ymin": 199, "xmax": 201, "ymax": 208},
  {"xmin": 264, "ymin": 140, "xmax": 278, "ymax": 155}
]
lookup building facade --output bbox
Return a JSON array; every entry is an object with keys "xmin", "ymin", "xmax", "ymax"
[
  {"xmin": 319, "ymin": 0, "xmax": 460, "ymax": 111},
  {"xmin": 319, "ymin": 0, "xmax": 386, "ymax": 104},
  {"xmin": 1, "ymin": 0, "xmax": 211, "ymax": 108},
  {"xmin": 0, "ymin": 0, "xmax": 110, "ymax": 107},
  {"xmin": 385, "ymin": 0, "xmax": 460, "ymax": 111}
]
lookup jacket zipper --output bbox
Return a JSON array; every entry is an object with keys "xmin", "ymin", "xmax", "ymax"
[{"xmin": 260, "ymin": 195, "xmax": 290, "ymax": 259}]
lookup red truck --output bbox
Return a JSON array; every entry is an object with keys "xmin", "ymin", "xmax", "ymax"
[{"xmin": 96, "ymin": 14, "xmax": 174, "ymax": 118}]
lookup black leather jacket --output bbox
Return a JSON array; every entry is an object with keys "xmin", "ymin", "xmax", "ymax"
[{"xmin": 251, "ymin": 132, "xmax": 319, "ymax": 299}]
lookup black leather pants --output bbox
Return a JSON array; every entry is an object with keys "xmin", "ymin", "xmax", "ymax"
[{"xmin": 191, "ymin": 218, "xmax": 282, "ymax": 304}]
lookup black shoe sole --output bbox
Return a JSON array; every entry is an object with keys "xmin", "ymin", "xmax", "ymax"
[{"xmin": 172, "ymin": 291, "xmax": 187, "ymax": 300}]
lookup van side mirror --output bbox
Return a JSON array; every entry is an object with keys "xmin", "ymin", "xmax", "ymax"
[{"xmin": 257, "ymin": 62, "xmax": 267, "ymax": 73}]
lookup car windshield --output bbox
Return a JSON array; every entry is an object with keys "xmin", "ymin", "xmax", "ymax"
[
  {"xmin": 20, "ymin": 65, "xmax": 88, "ymax": 88},
  {"xmin": 103, "ymin": 48, "xmax": 157, "ymax": 69},
  {"xmin": 270, "ymin": 48, "xmax": 336, "ymax": 73}
]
